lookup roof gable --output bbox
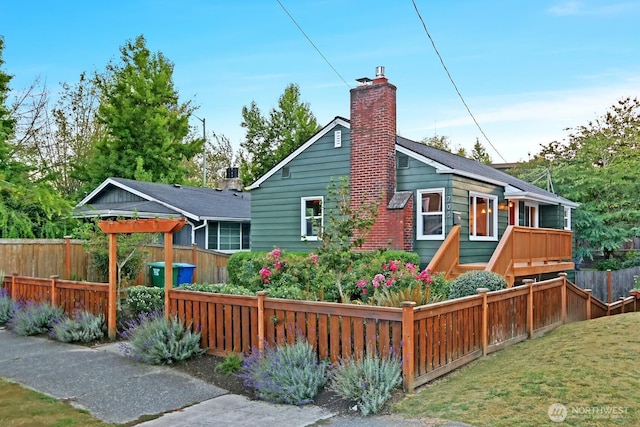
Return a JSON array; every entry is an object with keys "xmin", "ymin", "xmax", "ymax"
[
  {"xmin": 75, "ymin": 178, "xmax": 251, "ymax": 220},
  {"xmin": 246, "ymin": 117, "xmax": 350, "ymax": 190}
]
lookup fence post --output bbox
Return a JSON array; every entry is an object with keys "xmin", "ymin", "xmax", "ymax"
[
  {"xmin": 50, "ymin": 275, "xmax": 59, "ymax": 308},
  {"xmin": 620, "ymin": 297, "xmax": 626, "ymax": 314},
  {"xmin": 607, "ymin": 269, "xmax": 612, "ymax": 304},
  {"xmin": 257, "ymin": 291, "xmax": 268, "ymax": 352},
  {"xmin": 478, "ymin": 288, "xmax": 489, "ymax": 355},
  {"xmin": 558, "ymin": 273, "xmax": 567, "ymax": 324},
  {"xmin": 11, "ymin": 272, "xmax": 18, "ymax": 300},
  {"xmin": 191, "ymin": 243, "xmax": 198, "ymax": 283},
  {"xmin": 523, "ymin": 279, "xmax": 534, "ymax": 337},
  {"xmin": 64, "ymin": 236, "xmax": 72, "ymax": 280},
  {"xmin": 585, "ymin": 289, "xmax": 592, "ymax": 320},
  {"xmin": 401, "ymin": 301, "xmax": 416, "ymax": 393}
]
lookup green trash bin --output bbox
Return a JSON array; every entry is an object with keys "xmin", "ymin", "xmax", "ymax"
[{"xmin": 148, "ymin": 262, "xmax": 179, "ymax": 288}]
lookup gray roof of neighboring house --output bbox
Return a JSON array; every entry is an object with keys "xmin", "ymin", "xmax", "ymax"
[
  {"xmin": 74, "ymin": 177, "xmax": 251, "ymax": 221},
  {"xmin": 396, "ymin": 136, "xmax": 577, "ymax": 206}
]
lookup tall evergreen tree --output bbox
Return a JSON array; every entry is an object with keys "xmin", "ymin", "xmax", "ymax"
[
  {"xmin": 81, "ymin": 35, "xmax": 201, "ymax": 191},
  {"xmin": 470, "ymin": 138, "xmax": 492, "ymax": 164},
  {"xmin": 239, "ymin": 83, "xmax": 320, "ymax": 186}
]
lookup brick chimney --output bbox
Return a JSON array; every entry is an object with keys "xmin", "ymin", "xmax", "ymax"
[{"xmin": 350, "ymin": 66, "xmax": 412, "ymax": 251}]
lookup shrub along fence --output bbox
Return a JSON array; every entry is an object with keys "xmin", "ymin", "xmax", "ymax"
[{"xmin": 2, "ymin": 273, "xmax": 637, "ymax": 392}]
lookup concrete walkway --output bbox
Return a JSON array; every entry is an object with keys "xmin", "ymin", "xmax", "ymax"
[{"xmin": 0, "ymin": 329, "xmax": 472, "ymax": 426}]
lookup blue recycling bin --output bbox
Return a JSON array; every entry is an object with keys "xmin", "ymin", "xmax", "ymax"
[
  {"xmin": 148, "ymin": 262, "xmax": 196, "ymax": 287},
  {"xmin": 175, "ymin": 262, "xmax": 196, "ymax": 286}
]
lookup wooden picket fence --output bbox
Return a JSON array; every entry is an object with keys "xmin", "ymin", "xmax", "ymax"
[
  {"xmin": 2, "ymin": 273, "xmax": 637, "ymax": 392},
  {"xmin": 2, "ymin": 274, "xmax": 109, "ymax": 320}
]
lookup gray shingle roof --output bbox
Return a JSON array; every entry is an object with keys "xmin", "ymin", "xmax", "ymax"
[
  {"xmin": 76, "ymin": 177, "xmax": 251, "ymax": 220},
  {"xmin": 396, "ymin": 136, "xmax": 574, "ymax": 205}
]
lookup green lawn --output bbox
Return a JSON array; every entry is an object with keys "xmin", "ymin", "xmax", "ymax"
[
  {"xmin": 395, "ymin": 312, "xmax": 640, "ymax": 426},
  {"xmin": 0, "ymin": 380, "xmax": 115, "ymax": 427}
]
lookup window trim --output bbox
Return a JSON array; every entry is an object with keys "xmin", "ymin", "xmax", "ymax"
[
  {"xmin": 206, "ymin": 221, "xmax": 250, "ymax": 253},
  {"xmin": 416, "ymin": 188, "xmax": 445, "ymax": 240},
  {"xmin": 524, "ymin": 202, "xmax": 539, "ymax": 228},
  {"xmin": 469, "ymin": 191, "xmax": 498, "ymax": 241},
  {"xmin": 301, "ymin": 196, "xmax": 323, "ymax": 241},
  {"xmin": 563, "ymin": 206, "xmax": 571, "ymax": 230}
]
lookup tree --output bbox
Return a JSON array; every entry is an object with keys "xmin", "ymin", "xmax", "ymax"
[
  {"xmin": 470, "ymin": 138, "xmax": 492, "ymax": 164},
  {"xmin": 317, "ymin": 177, "xmax": 380, "ymax": 302},
  {"xmin": 239, "ymin": 83, "xmax": 320, "ymax": 186},
  {"xmin": 420, "ymin": 135, "xmax": 468, "ymax": 157},
  {"xmin": 0, "ymin": 37, "xmax": 75, "ymax": 238},
  {"xmin": 81, "ymin": 35, "xmax": 202, "ymax": 191},
  {"xmin": 511, "ymin": 97, "xmax": 640, "ymax": 260}
]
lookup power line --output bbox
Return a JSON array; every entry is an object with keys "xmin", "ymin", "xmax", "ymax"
[
  {"xmin": 276, "ymin": 0, "xmax": 351, "ymax": 89},
  {"xmin": 411, "ymin": 0, "xmax": 507, "ymax": 163}
]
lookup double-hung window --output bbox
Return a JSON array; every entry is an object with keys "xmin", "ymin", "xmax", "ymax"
[
  {"xmin": 469, "ymin": 192, "xmax": 498, "ymax": 241},
  {"xmin": 417, "ymin": 189, "xmax": 445, "ymax": 240},
  {"xmin": 301, "ymin": 196, "xmax": 323, "ymax": 241}
]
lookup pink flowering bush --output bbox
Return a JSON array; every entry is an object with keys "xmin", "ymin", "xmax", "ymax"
[
  {"xmin": 227, "ymin": 248, "xmax": 446, "ymax": 305},
  {"xmin": 353, "ymin": 259, "xmax": 434, "ymax": 304}
]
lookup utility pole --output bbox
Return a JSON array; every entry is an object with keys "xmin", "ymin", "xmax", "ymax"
[{"xmin": 194, "ymin": 115, "xmax": 206, "ymax": 186}]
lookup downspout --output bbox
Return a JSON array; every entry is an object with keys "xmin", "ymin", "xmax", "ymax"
[{"xmin": 187, "ymin": 219, "xmax": 208, "ymax": 247}]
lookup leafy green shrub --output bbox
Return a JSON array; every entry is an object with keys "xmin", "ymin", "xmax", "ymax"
[
  {"xmin": 329, "ymin": 352, "xmax": 402, "ymax": 416},
  {"xmin": 215, "ymin": 352, "xmax": 243, "ymax": 375},
  {"xmin": 377, "ymin": 250, "xmax": 420, "ymax": 266},
  {"xmin": 177, "ymin": 283, "xmax": 253, "ymax": 296},
  {"xmin": 126, "ymin": 286, "xmax": 164, "ymax": 316},
  {"xmin": 430, "ymin": 272, "xmax": 452, "ymax": 300},
  {"xmin": 239, "ymin": 338, "xmax": 328, "ymax": 405},
  {"xmin": 449, "ymin": 270, "xmax": 508, "ymax": 299},
  {"xmin": 622, "ymin": 251, "xmax": 640, "ymax": 269},
  {"xmin": 9, "ymin": 301, "xmax": 65, "ymax": 336},
  {"xmin": 0, "ymin": 288, "xmax": 15, "ymax": 325},
  {"xmin": 120, "ymin": 313, "xmax": 205, "ymax": 364},
  {"xmin": 51, "ymin": 311, "xmax": 105, "ymax": 343},
  {"xmin": 595, "ymin": 258, "xmax": 622, "ymax": 271}
]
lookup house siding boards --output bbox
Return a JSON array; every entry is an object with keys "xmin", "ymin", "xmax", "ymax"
[
  {"xmin": 92, "ymin": 186, "xmax": 146, "ymax": 204},
  {"xmin": 250, "ymin": 125, "xmax": 351, "ymax": 252}
]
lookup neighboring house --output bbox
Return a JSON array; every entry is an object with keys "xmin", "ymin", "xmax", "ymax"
[
  {"xmin": 74, "ymin": 176, "xmax": 251, "ymax": 253},
  {"xmin": 248, "ymin": 67, "xmax": 578, "ymax": 284}
]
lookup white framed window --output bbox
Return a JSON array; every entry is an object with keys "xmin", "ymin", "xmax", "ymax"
[
  {"xmin": 417, "ymin": 188, "xmax": 445, "ymax": 240},
  {"xmin": 563, "ymin": 206, "xmax": 571, "ymax": 230},
  {"xmin": 524, "ymin": 202, "xmax": 539, "ymax": 228},
  {"xmin": 207, "ymin": 222, "xmax": 250, "ymax": 252},
  {"xmin": 469, "ymin": 192, "xmax": 498, "ymax": 241},
  {"xmin": 301, "ymin": 196, "xmax": 323, "ymax": 241}
]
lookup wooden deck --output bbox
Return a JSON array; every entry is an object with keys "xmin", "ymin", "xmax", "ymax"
[{"xmin": 429, "ymin": 225, "xmax": 575, "ymax": 286}]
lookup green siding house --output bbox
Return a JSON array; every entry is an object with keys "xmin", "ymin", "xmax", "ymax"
[{"xmin": 248, "ymin": 67, "xmax": 577, "ymax": 281}]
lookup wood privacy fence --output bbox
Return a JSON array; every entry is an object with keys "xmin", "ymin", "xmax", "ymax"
[
  {"xmin": 3, "ymin": 273, "xmax": 637, "ymax": 392},
  {"xmin": 574, "ymin": 267, "xmax": 640, "ymax": 302},
  {"xmin": 0, "ymin": 239, "xmax": 230, "ymax": 285}
]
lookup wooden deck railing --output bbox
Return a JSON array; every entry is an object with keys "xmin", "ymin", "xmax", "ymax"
[
  {"xmin": 3, "ymin": 273, "xmax": 637, "ymax": 393},
  {"xmin": 430, "ymin": 225, "xmax": 574, "ymax": 285},
  {"xmin": 426, "ymin": 225, "xmax": 460, "ymax": 277}
]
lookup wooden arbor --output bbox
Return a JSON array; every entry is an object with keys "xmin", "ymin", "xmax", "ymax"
[{"xmin": 98, "ymin": 218, "xmax": 187, "ymax": 339}]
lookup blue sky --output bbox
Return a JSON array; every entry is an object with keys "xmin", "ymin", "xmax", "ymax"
[{"xmin": 2, "ymin": 0, "xmax": 639, "ymax": 163}]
